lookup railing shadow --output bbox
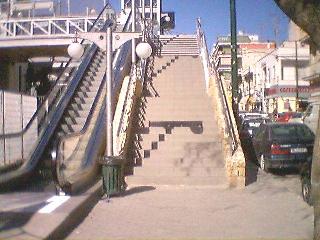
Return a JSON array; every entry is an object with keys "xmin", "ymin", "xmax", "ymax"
[
  {"xmin": 241, "ymin": 140, "xmax": 259, "ymax": 186},
  {"xmin": 121, "ymin": 186, "xmax": 156, "ymax": 196}
]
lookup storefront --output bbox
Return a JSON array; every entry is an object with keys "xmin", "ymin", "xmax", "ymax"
[{"xmin": 265, "ymin": 85, "xmax": 310, "ymax": 113}]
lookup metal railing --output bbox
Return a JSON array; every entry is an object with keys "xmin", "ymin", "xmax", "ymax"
[
  {"xmin": 0, "ymin": 4, "xmax": 112, "ymax": 174},
  {"xmin": 113, "ymin": 3, "xmax": 154, "ymax": 155},
  {"xmin": 196, "ymin": 18, "xmax": 238, "ymax": 155},
  {"xmin": 0, "ymin": 16, "xmax": 105, "ymax": 39}
]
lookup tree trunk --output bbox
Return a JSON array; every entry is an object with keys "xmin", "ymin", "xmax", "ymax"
[
  {"xmin": 274, "ymin": 0, "xmax": 320, "ymax": 48},
  {"xmin": 312, "ymin": 110, "xmax": 320, "ymax": 239}
]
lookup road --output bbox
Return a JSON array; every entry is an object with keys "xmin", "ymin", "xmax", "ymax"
[{"xmin": 66, "ymin": 159, "xmax": 314, "ymax": 240}]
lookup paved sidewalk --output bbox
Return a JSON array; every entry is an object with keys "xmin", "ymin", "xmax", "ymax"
[{"xmin": 68, "ymin": 174, "xmax": 313, "ymax": 240}]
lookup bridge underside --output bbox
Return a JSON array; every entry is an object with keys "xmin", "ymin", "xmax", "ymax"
[
  {"xmin": 274, "ymin": 0, "xmax": 320, "ymax": 47},
  {"xmin": 0, "ymin": 45, "xmax": 68, "ymax": 62}
]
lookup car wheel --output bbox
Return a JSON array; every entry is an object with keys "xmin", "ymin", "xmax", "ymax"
[
  {"xmin": 302, "ymin": 176, "xmax": 312, "ymax": 205},
  {"xmin": 260, "ymin": 155, "xmax": 268, "ymax": 172}
]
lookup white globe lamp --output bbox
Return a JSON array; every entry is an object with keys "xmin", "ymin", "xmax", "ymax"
[
  {"xmin": 67, "ymin": 42, "xmax": 84, "ymax": 60},
  {"xmin": 136, "ymin": 42, "xmax": 152, "ymax": 60}
]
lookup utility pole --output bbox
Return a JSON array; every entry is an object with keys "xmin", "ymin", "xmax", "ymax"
[
  {"xmin": 67, "ymin": 0, "xmax": 70, "ymax": 16},
  {"xmin": 230, "ymin": 0, "xmax": 239, "ymax": 117},
  {"xmin": 295, "ymin": 40, "xmax": 299, "ymax": 111}
]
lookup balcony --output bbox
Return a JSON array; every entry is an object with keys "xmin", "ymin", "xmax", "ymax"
[{"xmin": 299, "ymin": 62, "xmax": 320, "ymax": 81}]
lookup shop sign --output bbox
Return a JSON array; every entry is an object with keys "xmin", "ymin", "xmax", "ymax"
[{"xmin": 266, "ymin": 85, "xmax": 310, "ymax": 98}]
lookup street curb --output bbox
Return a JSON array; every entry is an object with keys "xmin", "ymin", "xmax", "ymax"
[{"xmin": 45, "ymin": 182, "xmax": 103, "ymax": 240}]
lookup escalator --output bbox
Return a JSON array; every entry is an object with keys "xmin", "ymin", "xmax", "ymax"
[
  {"xmin": 52, "ymin": 16, "xmax": 133, "ymax": 195},
  {"xmin": 0, "ymin": 5, "xmax": 118, "ymax": 190}
]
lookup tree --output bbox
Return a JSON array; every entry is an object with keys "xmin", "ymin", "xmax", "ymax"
[{"xmin": 273, "ymin": 1, "xmax": 320, "ymax": 239}]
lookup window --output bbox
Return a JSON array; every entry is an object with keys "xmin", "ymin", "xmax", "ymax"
[
  {"xmin": 273, "ymin": 66, "xmax": 276, "ymax": 80},
  {"xmin": 271, "ymin": 125, "xmax": 314, "ymax": 140}
]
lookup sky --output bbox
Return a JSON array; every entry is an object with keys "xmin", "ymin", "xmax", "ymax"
[{"xmin": 66, "ymin": 0, "xmax": 290, "ymax": 51}]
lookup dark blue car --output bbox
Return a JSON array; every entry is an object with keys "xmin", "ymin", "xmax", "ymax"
[{"xmin": 252, "ymin": 122, "xmax": 315, "ymax": 172}]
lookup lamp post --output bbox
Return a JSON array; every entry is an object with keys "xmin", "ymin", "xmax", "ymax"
[
  {"xmin": 295, "ymin": 40, "xmax": 299, "ymax": 111},
  {"xmin": 132, "ymin": 0, "xmax": 137, "ymax": 64},
  {"xmin": 67, "ymin": 6, "xmax": 152, "ymax": 194},
  {"xmin": 230, "ymin": 0, "xmax": 239, "ymax": 117}
]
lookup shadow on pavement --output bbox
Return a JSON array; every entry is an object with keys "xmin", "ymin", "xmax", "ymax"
[
  {"xmin": 245, "ymin": 161, "xmax": 259, "ymax": 186},
  {"xmin": 241, "ymin": 140, "xmax": 259, "ymax": 186},
  {"xmin": 122, "ymin": 186, "xmax": 156, "ymax": 196},
  {"xmin": 0, "ymin": 202, "xmax": 47, "ymax": 239},
  {"xmin": 268, "ymin": 168, "xmax": 300, "ymax": 176}
]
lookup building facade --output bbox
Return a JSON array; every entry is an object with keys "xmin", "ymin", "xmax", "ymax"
[
  {"xmin": 210, "ymin": 32, "xmax": 276, "ymax": 111},
  {"xmin": 250, "ymin": 41, "xmax": 310, "ymax": 113}
]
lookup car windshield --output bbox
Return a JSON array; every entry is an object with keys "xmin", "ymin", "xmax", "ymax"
[
  {"xmin": 243, "ymin": 118, "xmax": 269, "ymax": 130},
  {"xmin": 271, "ymin": 124, "xmax": 315, "ymax": 141},
  {"xmin": 292, "ymin": 112, "xmax": 303, "ymax": 118}
]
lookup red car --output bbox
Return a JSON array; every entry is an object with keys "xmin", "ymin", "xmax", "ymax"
[{"xmin": 276, "ymin": 112, "xmax": 303, "ymax": 122}]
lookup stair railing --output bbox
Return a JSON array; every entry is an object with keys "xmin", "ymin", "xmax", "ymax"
[
  {"xmin": 196, "ymin": 18, "xmax": 211, "ymax": 92},
  {"xmin": 113, "ymin": 2, "xmax": 152, "ymax": 156},
  {"xmin": 196, "ymin": 18, "xmax": 239, "ymax": 155}
]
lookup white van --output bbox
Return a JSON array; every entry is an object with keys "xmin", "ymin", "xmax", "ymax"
[{"xmin": 303, "ymin": 98, "xmax": 320, "ymax": 134}]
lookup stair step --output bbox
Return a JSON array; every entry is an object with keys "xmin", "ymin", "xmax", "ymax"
[
  {"xmin": 61, "ymin": 123, "xmax": 82, "ymax": 133},
  {"xmin": 67, "ymin": 109, "xmax": 88, "ymax": 118},
  {"xmin": 70, "ymin": 102, "xmax": 93, "ymax": 111},
  {"xmin": 125, "ymin": 175, "xmax": 228, "ymax": 187},
  {"xmin": 141, "ymin": 156, "xmax": 225, "ymax": 168},
  {"xmin": 64, "ymin": 116, "xmax": 87, "ymax": 125},
  {"xmin": 133, "ymin": 165, "xmax": 226, "ymax": 177}
]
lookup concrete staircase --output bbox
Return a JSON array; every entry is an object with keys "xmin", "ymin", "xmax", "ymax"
[
  {"xmin": 159, "ymin": 35, "xmax": 200, "ymax": 56},
  {"xmin": 126, "ymin": 35, "xmax": 227, "ymax": 187}
]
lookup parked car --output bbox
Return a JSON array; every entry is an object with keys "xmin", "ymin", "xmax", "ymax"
[
  {"xmin": 303, "ymin": 101, "xmax": 320, "ymax": 134},
  {"xmin": 276, "ymin": 112, "xmax": 303, "ymax": 123},
  {"xmin": 252, "ymin": 122, "xmax": 315, "ymax": 172},
  {"xmin": 288, "ymin": 112, "xmax": 304, "ymax": 123},
  {"xmin": 239, "ymin": 117, "xmax": 270, "ymax": 144},
  {"xmin": 300, "ymin": 157, "xmax": 312, "ymax": 205},
  {"xmin": 239, "ymin": 112, "xmax": 268, "ymax": 127}
]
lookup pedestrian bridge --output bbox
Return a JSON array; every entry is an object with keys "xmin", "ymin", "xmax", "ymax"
[
  {"xmin": 0, "ymin": 14, "xmax": 113, "ymax": 48},
  {"xmin": 0, "ymin": 3, "xmax": 246, "ymax": 238}
]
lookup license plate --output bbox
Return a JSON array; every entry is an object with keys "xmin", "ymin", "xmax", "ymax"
[{"xmin": 290, "ymin": 148, "xmax": 307, "ymax": 153}]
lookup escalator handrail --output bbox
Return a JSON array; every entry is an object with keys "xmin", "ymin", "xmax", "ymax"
[{"xmin": 0, "ymin": 4, "xmax": 112, "ymax": 139}]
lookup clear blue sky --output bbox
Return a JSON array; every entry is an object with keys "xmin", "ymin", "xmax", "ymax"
[{"xmin": 68, "ymin": 0, "xmax": 289, "ymax": 50}]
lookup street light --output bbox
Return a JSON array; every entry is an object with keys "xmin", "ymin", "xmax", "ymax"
[
  {"xmin": 67, "ymin": 41, "xmax": 84, "ymax": 60},
  {"xmin": 67, "ymin": 27, "xmax": 152, "ymax": 158},
  {"xmin": 136, "ymin": 42, "xmax": 152, "ymax": 59}
]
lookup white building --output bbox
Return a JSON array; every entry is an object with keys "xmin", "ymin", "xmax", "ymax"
[
  {"xmin": 251, "ymin": 41, "xmax": 310, "ymax": 113},
  {"xmin": 210, "ymin": 32, "xmax": 276, "ymax": 110}
]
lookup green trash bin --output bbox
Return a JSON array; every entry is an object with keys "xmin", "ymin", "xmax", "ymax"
[{"xmin": 101, "ymin": 156, "xmax": 124, "ymax": 197}]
